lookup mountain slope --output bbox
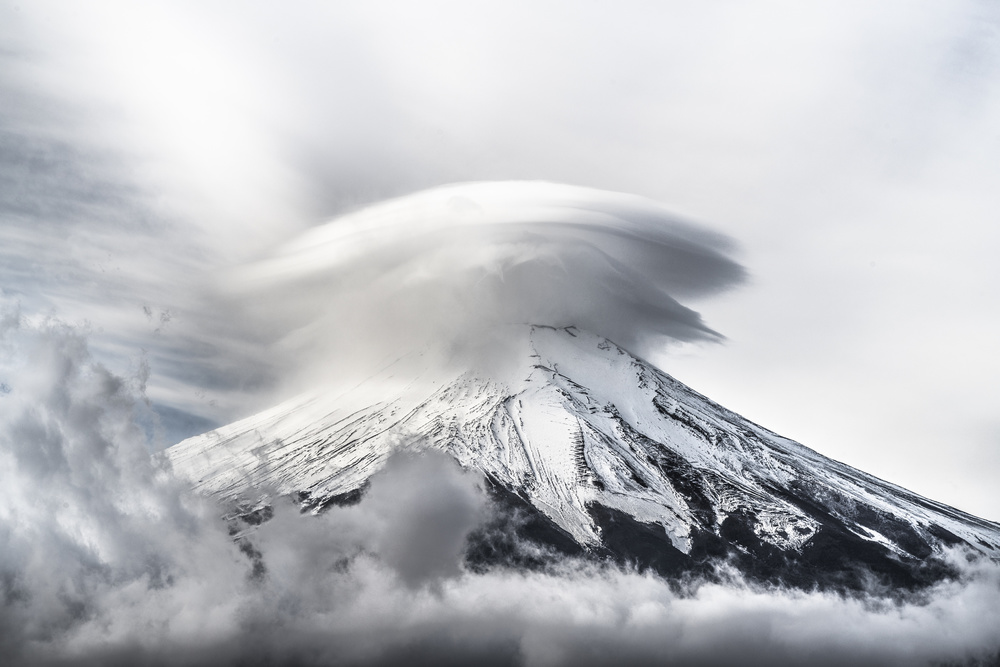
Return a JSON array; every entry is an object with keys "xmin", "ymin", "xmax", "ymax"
[{"xmin": 165, "ymin": 326, "xmax": 1000, "ymax": 588}]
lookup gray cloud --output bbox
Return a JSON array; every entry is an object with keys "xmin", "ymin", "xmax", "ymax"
[
  {"xmin": 0, "ymin": 308, "xmax": 246, "ymax": 663},
  {"xmin": 253, "ymin": 450, "xmax": 486, "ymax": 590},
  {"xmin": 360, "ymin": 451, "xmax": 487, "ymax": 586}
]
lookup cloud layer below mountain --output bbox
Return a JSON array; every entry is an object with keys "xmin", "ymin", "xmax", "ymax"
[{"xmin": 2, "ymin": 314, "xmax": 998, "ymax": 667}]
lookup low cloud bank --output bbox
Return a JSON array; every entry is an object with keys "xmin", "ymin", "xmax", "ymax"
[{"xmin": 2, "ymin": 313, "xmax": 999, "ymax": 667}]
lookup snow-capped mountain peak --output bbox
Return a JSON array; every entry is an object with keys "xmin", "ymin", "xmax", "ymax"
[{"xmin": 166, "ymin": 325, "xmax": 1000, "ymax": 588}]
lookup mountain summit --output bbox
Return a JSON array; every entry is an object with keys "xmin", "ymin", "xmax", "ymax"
[{"xmin": 166, "ymin": 326, "xmax": 1000, "ymax": 590}]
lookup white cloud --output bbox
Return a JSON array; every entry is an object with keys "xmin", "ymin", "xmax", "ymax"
[{"xmin": 218, "ymin": 181, "xmax": 744, "ymax": 395}]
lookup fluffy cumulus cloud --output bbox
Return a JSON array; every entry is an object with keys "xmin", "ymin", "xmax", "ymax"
[{"xmin": 2, "ymin": 312, "xmax": 999, "ymax": 667}]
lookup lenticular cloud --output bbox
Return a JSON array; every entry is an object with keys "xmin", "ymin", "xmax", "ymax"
[{"xmin": 223, "ymin": 181, "xmax": 746, "ymax": 384}]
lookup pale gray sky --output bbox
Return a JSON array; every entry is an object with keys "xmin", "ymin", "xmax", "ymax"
[{"xmin": 2, "ymin": 0, "xmax": 998, "ymax": 520}]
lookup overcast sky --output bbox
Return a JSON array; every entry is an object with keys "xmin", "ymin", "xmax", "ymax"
[{"xmin": 2, "ymin": 0, "xmax": 999, "ymax": 521}]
